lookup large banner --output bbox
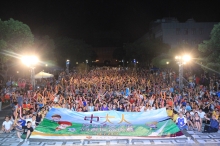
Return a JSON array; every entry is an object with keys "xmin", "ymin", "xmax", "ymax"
[{"xmin": 31, "ymin": 108, "xmax": 183, "ymax": 139}]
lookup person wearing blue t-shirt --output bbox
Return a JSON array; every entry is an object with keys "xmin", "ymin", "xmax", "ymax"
[
  {"xmin": 217, "ymin": 92, "xmax": 220, "ymax": 98},
  {"xmin": 176, "ymin": 112, "xmax": 188, "ymax": 130},
  {"xmin": 185, "ymin": 102, "xmax": 192, "ymax": 112},
  {"xmin": 101, "ymin": 103, "xmax": 109, "ymax": 111},
  {"xmin": 21, "ymin": 118, "xmax": 26, "ymax": 127},
  {"xmin": 117, "ymin": 103, "xmax": 124, "ymax": 112},
  {"xmin": 170, "ymin": 87, "xmax": 174, "ymax": 93},
  {"xmin": 181, "ymin": 99, "xmax": 187, "ymax": 106},
  {"xmin": 203, "ymin": 114, "xmax": 219, "ymax": 133}
]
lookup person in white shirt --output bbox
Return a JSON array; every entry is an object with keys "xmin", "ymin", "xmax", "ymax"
[
  {"xmin": 54, "ymin": 95, "xmax": 60, "ymax": 103},
  {"xmin": 198, "ymin": 108, "xmax": 206, "ymax": 120},
  {"xmin": 1, "ymin": 116, "xmax": 13, "ymax": 133},
  {"xmin": 179, "ymin": 105, "xmax": 187, "ymax": 114},
  {"xmin": 139, "ymin": 105, "xmax": 145, "ymax": 112},
  {"xmin": 31, "ymin": 115, "xmax": 36, "ymax": 129},
  {"xmin": 25, "ymin": 114, "xmax": 32, "ymax": 126},
  {"xmin": 173, "ymin": 102, "xmax": 180, "ymax": 113},
  {"xmin": 147, "ymin": 106, "xmax": 154, "ymax": 111},
  {"xmin": 139, "ymin": 94, "xmax": 143, "ymax": 99},
  {"xmin": 190, "ymin": 108, "xmax": 196, "ymax": 116},
  {"xmin": 88, "ymin": 102, "xmax": 95, "ymax": 112}
]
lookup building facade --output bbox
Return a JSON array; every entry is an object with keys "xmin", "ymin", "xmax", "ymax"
[{"xmin": 148, "ymin": 18, "xmax": 218, "ymax": 48}]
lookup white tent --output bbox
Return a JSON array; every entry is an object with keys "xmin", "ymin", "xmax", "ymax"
[{"xmin": 34, "ymin": 71, "xmax": 54, "ymax": 79}]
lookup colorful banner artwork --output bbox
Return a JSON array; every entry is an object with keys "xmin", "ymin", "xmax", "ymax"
[{"xmin": 31, "ymin": 108, "xmax": 183, "ymax": 139}]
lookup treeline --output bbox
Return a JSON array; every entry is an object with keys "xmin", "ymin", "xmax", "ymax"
[{"xmin": 0, "ymin": 18, "xmax": 97, "ymax": 79}]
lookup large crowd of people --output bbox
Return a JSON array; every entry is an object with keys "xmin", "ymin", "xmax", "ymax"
[{"xmin": 0, "ymin": 67, "xmax": 220, "ymax": 144}]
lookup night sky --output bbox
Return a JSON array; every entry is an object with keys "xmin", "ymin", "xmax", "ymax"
[{"xmin": 1, "ymin": 0, "xmax": 220, "ymax": 44}]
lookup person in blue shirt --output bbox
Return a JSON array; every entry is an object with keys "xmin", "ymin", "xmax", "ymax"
[
  {"xmin": 181, "ymin": 99, "xmax": 187, "ymax": 106},
  {"xmin": 170, "ymin": 87, "xmax": 174, "ymax": 93},
  {"xmin": 101, "ymin": 103, "xmax": 109, "ymax": 111},
  {"xmin": 203, "ymin": 114, "xmax": 219, "ymax": 133},
  {"xmin": 19, "ymin": 115, "xmax": 26, "ymax": 126},
  {"xmin": 17, "ymin": 94, "xmax": 23, "ymax": 107},
  {"xmin": 217, "ymin": 92, "xmax": 220, "ymax": 98},
  {"xmin": 185, "ymin": 102, "xmax": 192, "ymax": 112},
  {"xmin": 117, "ymin": 102, "xmax": 124, "ymax": 112},
  {"xmin": 176, "ymin": 112, "xmax": 188, "ymax": 130}
]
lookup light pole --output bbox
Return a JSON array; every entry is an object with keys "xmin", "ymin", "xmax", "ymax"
[
  {"xmin": 133, "ymin": 59, "xmax": 136, "ymax": 70},
  {"xmin": 122, "ymin": 59, "xmax": 124, "ymax": 68},
  {"xmin": 45, "ymin": 64, "xmax": 48, "ymax": 72},
  {"xmin": 21, "ymin": 56, "xmax": 39, "ymax": 91},
  {"xmin": 66, "ymin": 59, "xmax": 70, "ymax": 74},
  {"xmin": 175, "ymin": 55, "xmax": 191, "ymax": 90},
  {"xmin": 86, "ymin": 60, "xmax": 88, "ymax": 72}
]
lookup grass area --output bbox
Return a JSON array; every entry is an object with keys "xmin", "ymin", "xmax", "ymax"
[{"xmin": 35, "ymin": 119, "xmax": 179, "ymax": 136}]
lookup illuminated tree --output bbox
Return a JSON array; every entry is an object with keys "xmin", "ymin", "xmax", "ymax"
[
  {"xmin": 0, "ymin": 18, "xmax": 34, "ymax": 80},
  {"xmin": 198, "ymin": 23, "xmax": 220, "ymax": 72}
]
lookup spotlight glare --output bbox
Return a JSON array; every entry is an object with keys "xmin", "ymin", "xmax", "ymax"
[
  {"xmin": 183, "ymin": 55, "xmax": 191, "ymax": 62},
  {"xmin": 21, "ymin": 56, "xmax": 39, "ymax": 66}
]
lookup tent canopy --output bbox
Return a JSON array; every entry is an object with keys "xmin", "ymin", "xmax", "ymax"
[{"xmin": 34, "ymin": 71, "xmax": 54, "ymax": 79}]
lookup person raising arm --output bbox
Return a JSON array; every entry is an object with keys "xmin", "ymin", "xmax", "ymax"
[{"xmin": 203, "ymin": 114, "xmax": 219, "ymax": 133}]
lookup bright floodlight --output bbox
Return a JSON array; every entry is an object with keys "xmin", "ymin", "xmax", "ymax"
[
  {"xmin": 183, "ymin": 55, "xmax": 191, "ymax": 62},
  {"xmin": 31, "ymin": 56, "xmax": 39, "ymax": 64},
  {"xmin": 22, "ymin": 56, "xmax": 39, "ymax": 66}
]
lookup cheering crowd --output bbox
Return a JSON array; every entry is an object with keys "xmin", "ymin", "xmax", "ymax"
[{"xmin": 1, "ymin": 67, "xmax": 220, "ymax": 144}]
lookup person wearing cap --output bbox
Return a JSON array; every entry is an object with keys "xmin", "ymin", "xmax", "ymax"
[{"xmin": 203, "ymin": 114, "xmax": 219, "ymax": 133}]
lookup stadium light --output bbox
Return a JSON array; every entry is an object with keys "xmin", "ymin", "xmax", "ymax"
[
  {"xmin": 21, "ymin": 55, "xmax": 39, "ymax": 91},
  {"xmin": 175, "ymin": 54, "xmax": 191, "ymax": 90}
]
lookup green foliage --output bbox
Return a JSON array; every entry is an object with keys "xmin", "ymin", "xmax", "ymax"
[
  {"xmin": 0, "ymin": 18, "xmax": 34, "ymax": 80},
  {"xmin": 198, "ymin": 23, "xmax": 220, "ymax": 72},
  {"xmin": 0, "ymin": 18, "xmax": 34, "ymax": 52},
  {"xmin": 0, "ymin": 40, "xmax": 8, "ymax": 62}
]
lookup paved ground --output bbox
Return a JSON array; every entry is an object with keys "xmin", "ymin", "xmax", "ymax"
[
  {"xmin": 0, "ymin": 106, "xmax": 220, "ymax": 146},
  {"xmin": 1, "ymin": 132, "xmax": 220, "ymax": 146}
]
